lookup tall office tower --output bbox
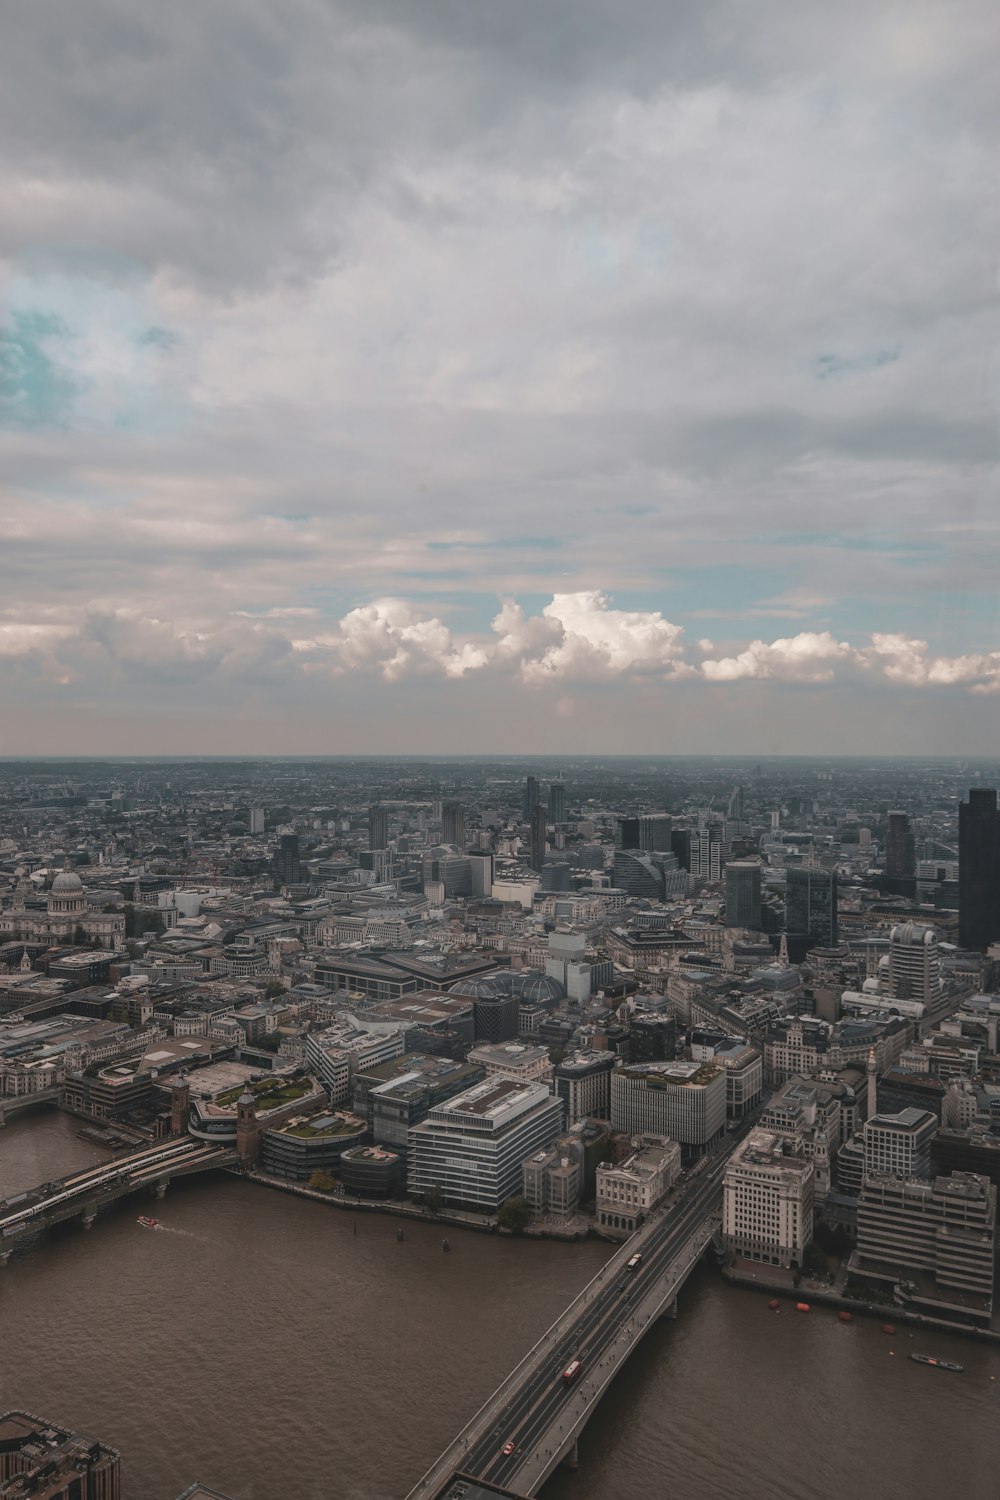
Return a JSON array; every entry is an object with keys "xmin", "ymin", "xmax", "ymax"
[
  {"xmin": 529, "ymin": 804, "xmax": 548, "ymax": 872},
  {"xmin": 615, "ymin": 816, "xmax": 640, "ymax": 850},
  {"xmin": 638, "ymin": 813, "xmax": 672, "ymax": 852},
  {"xmin": 522, "ymin": 775, "xmax": 540, "ymax": 822},
  {"xmin": 273, "ymin": 833, "xmax": 302, "ymax": 888},
  {"xmin": 959, "ymin": 788, "xmax": 1000, "ymax": 950},
  {"xmin": 770, "ymin": 809, "xmax": 781, "ymax": 831},
  {"xmin": 690, "ymin": 831, "xmax": 722, "ymax": 881},
  {"xmin": 670, "ymin": 828, "xmax": 692, "ymax": 872},
  {"xmin": 441, "ymin": 800, "xmax": 466, "ymax": 848},
  {"xmin": 886, "ymin": 921, "xmax": 943, "ymax": 1008},
  {"xmin": 468, "ymin": 849, "xmax": 494, "ymax": 898},
  {"xmin": 885, "ymin": 811, "xmax": 915, "ymax": 878},
  {"xmin": 785, "ymin": 867, "xmax": 838, "ymax": 955},
  {"xmin": 549, "ymin": 780, "xmax": 567, "ymax": 826},
  {"xmin": 727, "ymin": 785, "xmax": 745, "ymax": 823},
  {"xmin": 725, "ymin": 860, "xmax": 762, "ymax": 930},
  {"xmin": 368, "ymin": 803, "xmax": 389, "ymax": 851},
  {"xmin": 248, "ymin": 807, "xmax": 264, "ymax": 835}
]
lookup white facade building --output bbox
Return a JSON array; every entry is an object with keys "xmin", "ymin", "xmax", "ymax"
[{"xmin": 723, "ymin": 1128, "xmax": 815, "ymax": 1269}]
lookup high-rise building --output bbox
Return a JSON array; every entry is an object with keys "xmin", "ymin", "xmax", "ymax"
[
  {"xmin": 725, "ymin": 860, "xmax": 762, "ymax": 930},
  {"xmin": 785, "ymin": 867, "xmax": 838, "ymax": 955},
  {"xmin": 441, "ymin": 800, "xmax": 466, "ymax": 848},
  {"xmin": 670, "ymin": 828, "xmax": 692, "ymax": 872},
  {"xmin": 248, "ymin": 807, "xmax": 264, "ymax": 835},
  {"xmin": 272, "ymin": 833, "xmax": 302, "ymax": 888},
  {"xmin": 885, "ymin": 811, "xmax": 915, "ymax": 879},
  {"xmin": 368, "ymin": 803, "xmax": 389, "ymax": 852},
  {"xmin": 638, "ymin": 813, "xmax": 672, "ymax": 852},
  {"xmin": 689, "ymin": 831, "xmax": 722, "ymax": 882},
  {"xmin": 529, "ymin": 804, "xmax": 547, "ymax": 872},
  {"xmin": 615, "ymin": 816, "xmax": 640, "ymax": 850},
  {"xmin": 468, "ymin": 849, "xmax": 494, "ymax": 898},
  {"xmin": 886, "ymin": 921, "xmax": 943, "ymax": 1010},
  {"xmin": 959, "ymin": 788, "xmax": 1000, "ymax": 950},
  {"xmin": 549, "ymin": 780, "xmax": 567, "ymax": 826},
  {"xmin": 522, "ymin": 775, "xmax": 539, "ymax": 822}
]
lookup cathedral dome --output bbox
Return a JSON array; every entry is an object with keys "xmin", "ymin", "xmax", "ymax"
[{"xmin": 51, "ymin": 868, "xmax": 84, "ymax": 894}]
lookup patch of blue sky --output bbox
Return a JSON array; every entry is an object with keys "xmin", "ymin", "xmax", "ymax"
[
  {"xmin": 813, "ymin": 346, "xmax": 901, "ymax": 380},
  {"xmin": 0, "ymin": 246, "xmax": 180, "ymax": 433},
  {"xmin": 426, "ymin": 536, "xmax": 561, "ymax": 552}
]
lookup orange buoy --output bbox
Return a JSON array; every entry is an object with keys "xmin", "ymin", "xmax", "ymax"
[
  {"xmin": 769, "ymin": 1299, "xmax": 780, "ymax": 1310},
  {"xmin": 795, "ymin": 1302, "xmax": 810, "ymax": 1313},
  {"xmin": 882, "ymin": 1325, "xmax": 896, "ymax": 1335},
  {"xmin": 839, "ymin": 1311, "xmax": 852, "ymax": 1323}
]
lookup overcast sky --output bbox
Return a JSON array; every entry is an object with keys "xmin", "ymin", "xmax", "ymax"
[{"xmin": 1, "ymin": 1, "xmax": 998, "ymax": 755}]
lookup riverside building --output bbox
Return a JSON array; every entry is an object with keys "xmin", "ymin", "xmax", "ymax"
[
  {"xmin": 723, "ymin": 1128, "xmax": 815, "ymax": 1270},
  {"xmin": 406, "ymin": 1076, "xmax": 563, "ymax": 1211}
]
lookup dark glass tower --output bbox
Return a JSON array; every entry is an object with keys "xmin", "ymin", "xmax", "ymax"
[
  {"xmin": 885, "ymin": 811, "xmax": 915, "ymax": 878},
  {"xmin": 522, "ymin": 775, "xmax": 539, "ymax": 823},
  {"xmin": 785, "ymin": 867, "xmax": 838, "ymax": 958},
  {"xmin": 548, "ymin": 781, "xmax": 567, "ymax": 825},
  {"xmin": 368, "ymin": 803, "xmax": 388, "ymax": 852},
  {"xmin": 441, "ymin": 800, "xmax": 466, "ymax": 848},
  {"xmin": 529, "ymin": 804, "xmax": 547, "ymax": 872},
  {"xmin": 959, "ymin": 788, "xmax": 1000, "ymax": 950}
]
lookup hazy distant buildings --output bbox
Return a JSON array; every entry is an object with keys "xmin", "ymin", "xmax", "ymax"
[
  {"xmin": 368, "ymin": 803, "xmax": 389, "ymax": 851},
  {"xmin": 959, "ymin": 788, "xmax": 1000, "ymax": 950},
  {"xmin": 885, "ymin": 810, "xmax": 915, "ymax": 879},
  {"xmin": 441, "ymin": 800, "xmax": 466, "ymax": 848},
  {"xmin": 529, "ymin": 804, "xmax": 547, "ymax": 872}
]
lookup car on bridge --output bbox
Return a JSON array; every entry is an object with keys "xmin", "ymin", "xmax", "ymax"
[
  {"xmin": 562, "ymin": 1358, "xmax": 583, "ymax": 1385},
  {"xmin": 626, "ymin": 1252, "xmax": 643, "ymax": 1271},
  {"xmin": 501, "ymin": 1440, "xmax": 516, "ymax": 1456}
]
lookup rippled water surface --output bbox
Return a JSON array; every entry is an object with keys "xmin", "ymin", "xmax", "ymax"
[{"xmin": 3, "ymin": 1113, "xmax": 999, "ymax": 1500}]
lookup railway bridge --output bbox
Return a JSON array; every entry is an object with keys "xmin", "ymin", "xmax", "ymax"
[{"xmin": 0, "ymin": 1135, "xmax": 238, "ymax": 1261}]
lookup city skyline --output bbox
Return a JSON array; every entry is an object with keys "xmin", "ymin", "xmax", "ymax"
[{"xmin": 2, "ymin": 2, "xmax": 997, "ymax": 751}]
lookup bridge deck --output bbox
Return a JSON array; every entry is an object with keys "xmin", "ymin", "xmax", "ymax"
[{"xmin": 407, "ymin": 1143, "xmax": 739, "ymax": 1500}]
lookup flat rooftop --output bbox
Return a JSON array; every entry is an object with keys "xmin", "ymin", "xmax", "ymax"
[{"xmin": 443, "ymin": 1075, "xmax": 548, "ymax": 1120}]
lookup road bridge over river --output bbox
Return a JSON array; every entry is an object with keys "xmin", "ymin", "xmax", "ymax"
[
  {"xmin": 0, "ymin": 1135, "xmax": 237, "ymax": 1261},
  {"xmin": 407, "ymin": 1127, "xmax": 753, "ymax": 1499}
]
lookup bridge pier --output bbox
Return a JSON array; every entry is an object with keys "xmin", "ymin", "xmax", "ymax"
[
  {"xmin": 154, "ymin": 1180, "xmax": 168, "ymax": 1200},
  {"xmin": 1, "ymin": 1248, "xmax": 13, "ymax": 1266},
  {"xmin": 660, "ymin": 1298, "xmax": 678, "ymax": 1320},
  {"xmin": 81, "ymin": 1210, "xmax": 96, "ymax": 1231},
  {"xmin": 560, "ymin": 1440, "xmax": 579, "ymax": 1471}
]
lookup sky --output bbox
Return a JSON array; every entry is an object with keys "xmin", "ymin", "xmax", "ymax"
[{"xmin": 1, "ymin": 0, "xmax": 998, "ymax": 756}]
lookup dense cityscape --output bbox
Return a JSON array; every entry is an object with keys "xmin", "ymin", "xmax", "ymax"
[{"xmin": 3, "ymin": 754, "xmax": 1000, "ymax": 1497}]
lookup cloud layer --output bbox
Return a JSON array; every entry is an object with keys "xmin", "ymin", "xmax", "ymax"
[{"xmin": 1, "ymin": 1, "xmax": 997, "ymax": 751}]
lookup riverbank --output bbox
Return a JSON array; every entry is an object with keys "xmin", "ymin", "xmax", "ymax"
[
  {"xmin": 722, "ymin": 1264, "xmax": 1000, "ymax": 1346},
  {"xmin": 243, "ymin": 1168, "xmax": 598, "ymax": 1240}
]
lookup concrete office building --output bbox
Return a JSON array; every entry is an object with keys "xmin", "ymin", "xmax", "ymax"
[
  {"xmin": 407, "ymin": 1077, "xmax": 563, "ymax": 1211},
  {"xmin": 851, "ymin": 1171, "xmax": 996, "ymax": 1326},
  {"xmin": 723, "ymin": 1128, "xmax": 815, "ymax": 1270},
  {"xmin": 863, "ymin": 1108, "xmax": 936, "ymax": 1180},
  {"xmin": 0, "ymin": 1410, "xmax": 121, "ymax": 1500},
  {"xmin": 468, "ymin": 1041, "xmax": 553, "ymax": 1087},
  {"xmin": 610, "ymin": 1061, "xmax": 726, "ymax": 1149},
  {"xmin": 554, "ymin": 1051, "xmax": 616, "ymax": 1124}
]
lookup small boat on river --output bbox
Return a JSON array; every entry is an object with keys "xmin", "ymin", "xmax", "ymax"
[
  {"xmin": 910, "ymin": 1353, "xmax": 964, "ymax": 1373},
  {"xmin": 136, "ymin": 1216, "xmax": 159, "ymax": 1230}
]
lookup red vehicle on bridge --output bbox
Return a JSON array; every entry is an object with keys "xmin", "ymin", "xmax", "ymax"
[{"xmin": 562, "ymin": 1358, "xmax": 583, "ymax": 1385}]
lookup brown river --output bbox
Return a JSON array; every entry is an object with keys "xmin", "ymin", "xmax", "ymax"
[{"xmin": 3, "ymin": 1112, "xmax": 999, "ymax": 1500}]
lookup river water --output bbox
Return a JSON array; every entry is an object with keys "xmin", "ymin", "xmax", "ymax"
[{"xmin": 3, "ymin": 1112, "xmax": 999, "ymax": 1500}]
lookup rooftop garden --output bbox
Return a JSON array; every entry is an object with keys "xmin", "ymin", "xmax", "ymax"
[{"xmin": 215, "ymin": 1076, "xmax": 312, "ymax": 1112}]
